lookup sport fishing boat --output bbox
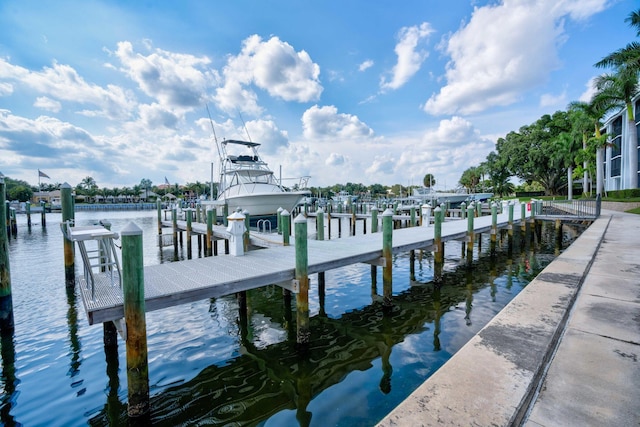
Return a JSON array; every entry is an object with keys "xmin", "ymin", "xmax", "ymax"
[{"xmin": 214, "ymin": 139, "xmax": 310, "ymax": 216}]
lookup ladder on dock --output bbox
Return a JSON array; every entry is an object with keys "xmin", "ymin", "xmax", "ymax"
[{"xmin": 64, "ymin": 222, "xmax": 122, "ymax": 300}]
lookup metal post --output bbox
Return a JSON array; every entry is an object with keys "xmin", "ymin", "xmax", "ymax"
[
  {"xmin": 294, "ymin": 213, "xmax": 310, "ymax": 344},
  {"xmin": 121, "ymin": 222, "xmax": 149, "ymax": 418}
]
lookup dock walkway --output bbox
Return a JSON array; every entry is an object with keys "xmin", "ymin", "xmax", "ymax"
[
  {"xmin": 79, "ymin": 207, "xmax": 526, "ymax": 325},
  {"xmin": 377, "ymin": 210, "xmax": 639, "ymax": 426}
]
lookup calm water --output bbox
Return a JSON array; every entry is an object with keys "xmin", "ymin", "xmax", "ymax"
[{"xmin": 0, "ymin": 210, "xmax": 582, "ymax": 426}]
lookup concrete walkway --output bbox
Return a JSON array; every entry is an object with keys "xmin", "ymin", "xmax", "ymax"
[
  {"xmin": 524, "ymin": 211, "xmax": 640, "ymax": 426},
  {"xmin": 377, "ymin": 211, "xmax": 640, "ymax": 426}
]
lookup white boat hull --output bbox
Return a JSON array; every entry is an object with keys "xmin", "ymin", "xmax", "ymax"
[{"xmin": 220, "ymin": 191, "xmax": 309, "ymax": 216}]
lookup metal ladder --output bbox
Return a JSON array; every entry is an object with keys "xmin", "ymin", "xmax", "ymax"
[{"xmin": 64, "ymin": 222, "xmax": 122, "ymax": 300}]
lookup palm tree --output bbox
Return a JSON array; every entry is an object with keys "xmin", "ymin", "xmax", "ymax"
[
  {"xmin": 594, "ymin": 72, "xmax": 639, "ymax": 189},
  {"xmin": 595, "ymin": 9, "xmax": 640, "ymax": 73},
  {"xmin": 422, "ymin": 174, "xmax": 436, "ymax": 188}
]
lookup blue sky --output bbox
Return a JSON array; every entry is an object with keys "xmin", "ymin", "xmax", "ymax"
[{"xmin": 0, "ymin": 0, "xmax": 636, "ymax": 191}]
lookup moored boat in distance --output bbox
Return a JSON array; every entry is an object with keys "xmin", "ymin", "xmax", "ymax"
[{"xmin": 209, "ymin": 139, "xmax": 310, "ymax": 217}]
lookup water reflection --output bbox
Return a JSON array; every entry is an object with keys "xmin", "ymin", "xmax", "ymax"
[
  {"xmin": 0, "ymin": 329, "xmax": 18, "ymax": 426},
  {"xmin": 86, "ymin": 220, "xmax": 584, "ymax": 426}
]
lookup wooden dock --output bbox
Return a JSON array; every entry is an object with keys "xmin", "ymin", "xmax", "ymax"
[{"xmin": 78, "ymin": 208, "xmax": 530, "ymax": 325}]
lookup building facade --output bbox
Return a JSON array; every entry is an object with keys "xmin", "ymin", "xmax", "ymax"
[{"xmin": 602, "ymin": 94, "xmax": 640, "ymax": 191}]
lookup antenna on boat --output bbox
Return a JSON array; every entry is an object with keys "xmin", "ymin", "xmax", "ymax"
[
  {"xmin": 205, "ymin": 104, "xmax": 222, "ymax": 160},
  {"xmin": 236, "ymin": 110, "xmax": 252, "ymax": 142}
]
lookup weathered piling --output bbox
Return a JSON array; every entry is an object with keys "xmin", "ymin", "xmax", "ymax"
[
  {"xmin": 61, "ymin": 183, "xmax": 75, "ymax": 286},
  {"xmin": 490, "ymin": 202, "xmax": 498, "ymax": 255},
  {"xmin": 26, "ymin": 201, "xmax": 31, "ymax": 228},
  {"xmin": 0, "ymin": 173, "xmax": 14, "ymax": 331},
  {"xmin": 277, "ymin": 207, "xmax": 283, "ymax": 235},
  {"xmin": 294, "ymin": 213, "xmax": 310, "ymax": 344},
  {"xmin": 156, "ymin": 200, "xmax": 162, "ymax": 235},
  {"xmin": 186, "ymin": 208, "xmax": 193, "ymax": 259},
  {"xmin": 316, "ymin": 208, "xmax": 324, "ymax": 241},
  {"xmin": 410, "ymin": 206, "xmax": 416, "ymax": 227},
  {"xmin": 206, "ymin": 209, "xmax": 213, "ymax": 256},
  {"xmin": 434, "ymin": 206, "xmax": 443, "ymax": 263},
  {"xmin": 120, "ymin": 222, "xmax": 149, "ymax": 418},
  {"xmin": 281, "ymin": 209, "xmax": 291, "ymax": 246},
  {"xmin": 4, "ymin": 201, "xmax": 9, "ymax": 237},
  {"xmin": 382, "ymin": 208, "xmax": 393, "ymax": 308},
  {"xmin": 171, "ymin": 206, "xmax": 178, "ymax": 252},
  {"xmin": 371, "ymin": 206, "xmax": 378, "ymax": 233},
  {"xmin": 466, "ymin": 205, "xmax": 475, "ymax": 263},
  {"xmin": 521, "ymin": 203, "xmax": 527, "ymax": 232},
  {"xmin": 40, "ymin": 200, "xmax": 46, "ymax": 227},
  {"xmin": 243, "ymin": 210, "xmax": 250, "ymax": 252}
]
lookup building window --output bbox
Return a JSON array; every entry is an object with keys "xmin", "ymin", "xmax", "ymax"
[{"xmin": 611, "ymin": 157, "xmax": 621, "ymax": 177}]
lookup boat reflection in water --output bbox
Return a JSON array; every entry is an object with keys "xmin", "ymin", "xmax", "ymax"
[{"xmin": 88, "ymin": 222, "xmax": 583, "ymax": 426}]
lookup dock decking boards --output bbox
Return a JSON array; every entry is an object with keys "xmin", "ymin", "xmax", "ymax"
[{"xmin": 79, "ymin": 209, "xmax": 527, "ymax": 325}]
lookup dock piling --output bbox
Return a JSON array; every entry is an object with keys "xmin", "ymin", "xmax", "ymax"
[
  {"xmin": 281, "ymin": 210, "xmax": 291, "ymax": 246},
  {"xmin": 316, "ymin": 208, "xmax": 324, "ymax": 241},
  {"xmin": 61, "ymin": 183, "xmax": 75, "ymax": 287},
  {"xmin": 467, "ymin": 205, "xmax": 475, "ymax": 264},
  {"xmin": 206, "ymin": 209, "xmax": 213, "ymax": 256},
  {"xmin": 40, "ymin": 200, "xmax": 46, "ymax": 227},
  {"xmin": 294, "ymin": 213, "xmax": 310, "ymax": 344},
  {"xmin": 382, "ymin": 208, "xmax": 393, "ymax": 308},
  {"xmin": 371, "ymin": 206, "xmax": 378, "ymax": 233},
  {"xmin": 121, "ymin": 222, "xmax": 149, "ymax": 418},
  {"xmin": 0, "ymin": 173, "xmax": 13, "ymax": 332}
]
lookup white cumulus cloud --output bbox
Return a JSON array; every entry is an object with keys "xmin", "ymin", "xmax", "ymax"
[
  {"xmin": 381, "ymin": 22, "xmax": 434, "ymax": 91},
  {"xmin": 302, "ymin": 105, "xmax": 375, "ymax": 140},
  {"xmin": 424, "ymin": 0, "xmax": 608, "ymax": 116},
  {"xmin": 215, "ymin": 35, "xmax": 322, "ymax": 115}
]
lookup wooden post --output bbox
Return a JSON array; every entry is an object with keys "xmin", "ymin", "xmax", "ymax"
[
  {"xmin": 294, "ymin": 213, "xmax": 310, "ymax": 344},
  {"xmin": 327, "ymin": 205, "xmax": 332, "ymax": 239},
  {"xmin": 467, "ymin": 205, "xmax": 475, "ymax": 263},
  {"xmin": 206, "ymin": 209, "xmax": 213, "ymax": 256},
  {"xmin": 61, "ymin": 183, "xmax": 75, "ymax": 286},
  {"xmin": 171, "ymin": 207, "xmax": 178, "ymax": 252},
  {"xmin": 0, "ymin": 173, "xmax": 14, "ymax": 331},
  {"xmin": 421, "ymin": 204, "xmax": 431, "ymax": 227},
  {"xmin": 243, "ymin": 210, "xmax": 250, "ymax": 252},
  {"xmin": 521, "ymin": 203, "xmax": 527, "ymax": 233},
  {"xmin": 281, "ymin": 209, "xmax": 290, "ymax": 246},
  {"xmin": 25, "ymin": 201, "xmax": 31, "ymax": 228},
  {"xmin": 434, "ymin": 205, "xmax": 443, "ymax": 272},
  {"xmin": 476, "ymin": 201, "xmax": 481, "ymax": 217},
  {"xmin": 460, "ymin": 202, "xmax": 466, "ymax": 220},
  {"xmin": 382, "ymin": 208, "xmax": 393, "ymax": 308},
  {"xmin": 121, "ymin": 222, "xmax": 149, "ymax": 418},
  {"xmin": 40, "ymin": 200, "xmax": 46, "ymax": 227},
  {"xmin": 318, "ymin": 271, "xmax": 326, "ymax": 317},
  {"xmin": 410, "ymin": 206, "xmax": 416, "ymax": 227},
  {"xmin": 371, "ymin": 206, "xmax": 378, "ymax": 233},
  {"xmin": 4, "ymin": 201, "xmax": 8, "ymax": 238},
  {"xmin": 490, "ymin": 202, "xmax": 497, "ymax": 255},
  {"xmin": 508, "ymin": 202, "xmax": 514, "ymax": 236},
  {"xmin": 186, "ymin": 208, "xmax": 193, "ymax": 259},
  {"xmin": 156, "ymin": 200, "xmax": 162, "ymax": 235},
  {"xmin": 223, "ymin": 203, "xmax": 229, "ymax": 227},
  {"xmin": 316, "ymin": 208, "xmax": 324, "ymax": 241}
]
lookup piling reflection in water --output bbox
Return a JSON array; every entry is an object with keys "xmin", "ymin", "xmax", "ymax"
[{"xmin": 87, "ymin": 220, "xmax": 587, "ymax": 426}]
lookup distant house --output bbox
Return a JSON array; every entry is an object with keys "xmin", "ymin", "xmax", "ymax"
[{"xmin": 32, "ymin": 190, "xmax": 61, "ymax": 206}]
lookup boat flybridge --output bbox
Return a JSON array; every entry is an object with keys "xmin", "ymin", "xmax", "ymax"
[{"xmin": 214, "ymin": 139, "xmax": 310, "ymax": 217}]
